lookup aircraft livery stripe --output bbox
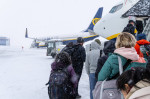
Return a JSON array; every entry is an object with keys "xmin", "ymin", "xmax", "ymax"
[
  {"xmin": 63, "ymin": 35, "xmax": 99, "ymax": 41},
  {"xmin": 106, "ymin": 30, "xmax": 137, "ymax": 40},
  {"xmin": 106, "ymin": 33, "xmax": 120, "ymax": 40}
]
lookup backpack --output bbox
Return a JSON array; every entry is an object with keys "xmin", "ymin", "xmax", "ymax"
[
  {"xmin": 123, "ymin": 26, "xmax": 135, "ymax": 35},
  {"xmin": 144, "ymin": 44, "xmax": 150, "ymax": 55},
  {"xmin": 62, "ymin": 44, "xmax": 82, "ymax": 62},
  {"xmin": 46, "ymin": 68, "xmax": 73, "ymax": 99},
  {"xmin": 139, "ymin": 44, "xmax": 150, "ymax": 59},
  {"xmin": 61, "ymin": 46, "xmax": 74, "ymax": 56},
  {"xmin": 71, "ymin": 45, "xmax": 81, "ymax": 62}
]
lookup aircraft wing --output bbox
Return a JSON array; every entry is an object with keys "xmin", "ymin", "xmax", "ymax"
[{"xmin": 122, "ymin": 0, "xmax": 150, "ymax": 17}]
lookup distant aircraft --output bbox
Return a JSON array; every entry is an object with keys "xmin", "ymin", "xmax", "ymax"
[
  {"xmin": 94, "ymin": 0, "xmax": 150, "ymax": 40},
  {"xmin": 25, "ymin": 7, "xmax": 103, "ymax": 48}
]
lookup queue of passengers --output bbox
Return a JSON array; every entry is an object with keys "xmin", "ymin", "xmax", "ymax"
[{"xmin": 46, "ymin": 23, "xmax": 150, "ymax": 99}]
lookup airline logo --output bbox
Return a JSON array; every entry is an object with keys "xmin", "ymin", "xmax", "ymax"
[{"xmin": 92, "ymin": 18, "xmax": 100, "ymax": 25}]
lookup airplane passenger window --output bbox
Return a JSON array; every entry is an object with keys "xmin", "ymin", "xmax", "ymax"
[{"xmin": 109, "ymin": 4, "xmax": 123, "ymax": 13}]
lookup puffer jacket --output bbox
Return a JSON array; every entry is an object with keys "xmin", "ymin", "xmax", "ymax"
[
  {"xmin": 98, "ymin": 47, "xmax": 147, "ymax": 81},
  {"xmin": 85, "ymin": 42, "xmax": 100, "ymax": 75},
  {"xmin": 126, "ymin": 80, "xmax": 150, "ymax": 99}
]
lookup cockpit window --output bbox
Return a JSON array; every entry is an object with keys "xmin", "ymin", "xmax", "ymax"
[{"xmin": 109, "ymin": 3, "xmax": 123, "ymax": 13}]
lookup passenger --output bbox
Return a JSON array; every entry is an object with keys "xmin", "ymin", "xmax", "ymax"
[
  {"xmin": 71, "ymin": 37, "xmax": 86, "ymax": 98},
  {"xmin": 98, "ymin": 32, "xmax": 147, "ymax": 81},
  {"xmin": 61, "ymin": 42, "xmax": 74, "ymax": 56},
  {"xmin": 85, "ymin": 41, "xmax": 101, "ymax": 99},
  {"xmin": 48, "ymin": 52, "xmax": 77, "ymax": 99},
  {"xmin": 116, "ymin": 67, "xmax": 150, "ymax": 99},
  {"xmin": 95, "ymin": 40, "xmax": 115, "ymax": 81},
  {"xmin": 123, "ymin": 20, "xmax": 137, "ymax": 36}
]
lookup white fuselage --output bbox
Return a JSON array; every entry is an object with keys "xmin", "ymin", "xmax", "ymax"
[{"xmin": 94, "ymin": 0, "xmax": 140, "ymax": 40}]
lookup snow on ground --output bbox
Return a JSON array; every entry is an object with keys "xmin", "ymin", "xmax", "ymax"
[{"xmin": 0, "ymin": 46, "xmax": 90, "ymax": 99}]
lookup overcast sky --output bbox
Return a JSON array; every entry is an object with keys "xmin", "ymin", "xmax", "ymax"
[{"xmin": 0, "ymin": 0, "xmax": 121, "ymax": 47}]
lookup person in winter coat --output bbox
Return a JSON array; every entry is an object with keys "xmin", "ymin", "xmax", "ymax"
[
  {"xmin": 123, "ymin": 20, "xmax": 137, "ymax": 36},
  {"xmin": 51, "ymin": 52, "xmax": 78, "ymax": 98},
  {"xmin": 85, "ymin": 41, "xmax": 100, "ymax": 99},
  {"xmin": 116, "ymin": 67, "xmax": 150, "ymax": 99},
  {"xmin": 71, "ymin": 37, "xmax": 86, "ymax": 98},
  {"xmin": 61, "ymin": 42, "xmax": 74, "ymax": 56},
  {"xmin": 95, "ymin": 40, "xmax": 115, "ymax": 80},
  {"xmin": 98, "ymin": 32, "xmax": 147, "ymax": 81}
]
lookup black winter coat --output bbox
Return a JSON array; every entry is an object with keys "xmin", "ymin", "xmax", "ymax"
[
  {"xmin": 95, "ymin": 55, "xmax": 108, "ymax": 81},
  {"xmin": 95, "ymin": 40, "xmax": 116, "ymax": 81},
  {"xmin": 71, "ymin": 44, "xmax": 86, "ymax": 75},
  {"xmin": 123, "ymin": 24, "xmax": 135, "ymax": 36}
]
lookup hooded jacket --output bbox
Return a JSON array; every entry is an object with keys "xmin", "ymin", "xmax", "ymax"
[
  {"xmin": 98, "ymin": 47, "xmax": 147, "ymax": 81},
  {"xmin": 85, "ymin": 42, "xmax": 100, "ymax": 75},
  {"xmin": 126, "ymin": 80, "xmax": 150, "ymax": 99},
  {"xmin": 51, "ymin": 62, "xmax": 78, "ymax": 88}
]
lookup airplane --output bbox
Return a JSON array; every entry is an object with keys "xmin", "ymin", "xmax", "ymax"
[
  {"xmin": 25, "ymin": 28, "xmax": 51, "ymax": 48},
  {"xmin": 46, "ymin": 0, "xmax": 150, "ymax": 57},
  {"xmin": 25, "ymin": 7, "xmax": 103, "ymax": 48},
  {"xmin": 93, "ymin": 0, "xmax": 150, "ymax": 41}
]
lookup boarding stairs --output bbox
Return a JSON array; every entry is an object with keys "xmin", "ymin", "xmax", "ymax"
[{"xmin": 143, "ymin": 18, "xmax": 150, "ymax": 41}]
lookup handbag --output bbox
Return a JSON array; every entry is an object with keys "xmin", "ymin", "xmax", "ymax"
[{"xmin": 93, "ymin": 56, "xmax": 131, "ymax": 99}]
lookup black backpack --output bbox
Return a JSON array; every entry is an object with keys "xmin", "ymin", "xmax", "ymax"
[
  {"xmin": 61, "ymin": 46, "xmax": 74, "ymax": 57},
  {"xmin": 46, "ymin": 69, "xmax": 73, "ymax": 99},
  {"xmin": 123, "ymin": 26, "xmax": 135, "ymax": 35},
  {"xmin": 71, "ymin": 45, "xmax": 82, "ymax": 62},
  {"xmin": 62, "ymin": 45, "xmax": 81, "ymax": 62}
]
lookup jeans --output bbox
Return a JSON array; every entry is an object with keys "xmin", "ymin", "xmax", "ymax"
[{"xmin": 89, "ymin": 73, "xmax": 96, "ymax": 99}]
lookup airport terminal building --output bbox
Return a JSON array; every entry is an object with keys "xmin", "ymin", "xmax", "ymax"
[{"xmin": 0, "ymin": 37, "xmax": 10, "ymax": 46}]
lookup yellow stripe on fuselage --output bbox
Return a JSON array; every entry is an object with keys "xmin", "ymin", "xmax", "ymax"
[
  {"xmin": 106, "ymin": 33, "xmax": 120, "ymax": 40},
  {"xmin": 106, "ymin": 30, "xmax": 137, "ymax": 40},
  {"xmin": 63, "ymin": 35, "xmax": 99, "ymax": 41}
]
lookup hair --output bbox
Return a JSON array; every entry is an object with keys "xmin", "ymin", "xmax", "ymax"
[
  {"xmin": 116, "ymin": 67, "xmax": 150, "ymax": 91},
  {"xmin": 77, "ymin": 37, "xmax": 84, "ymax": 43},
  {"xmin": 103, "ymin": 40, "xmax": 115, "ymax": 55},
  {"xmin": 115, "ymin": 32, "xmax": 136, "ymax": 48},
  {"xmin": 55, "ymin": 52, "xmax": 71, "ymax": 66},
  {"xmin": 129, "ymin": 20, "xmax": 135, "ymax": 24}
]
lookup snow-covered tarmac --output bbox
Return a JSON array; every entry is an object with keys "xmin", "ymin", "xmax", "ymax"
[{"xmin": 0, "ymin": 47, "xmax": 90, "ymax": 99}]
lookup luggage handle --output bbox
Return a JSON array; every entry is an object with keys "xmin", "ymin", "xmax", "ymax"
[{"xmin": 118, "ymin": 56, "xmax": 123, "ymax": 75}]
